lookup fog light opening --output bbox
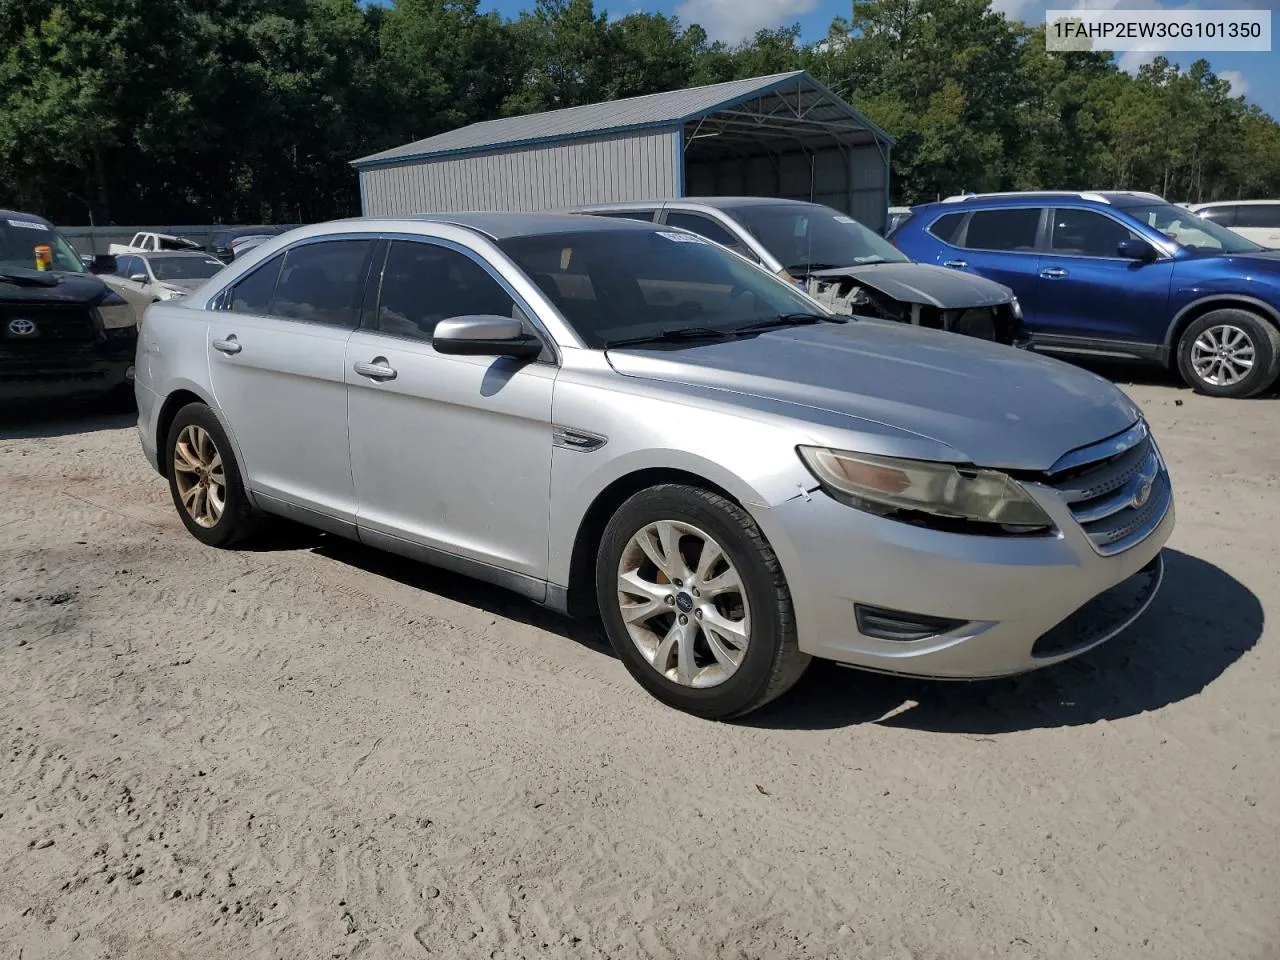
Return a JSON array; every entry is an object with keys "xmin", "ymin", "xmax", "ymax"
[
  {"xmin": 125, "ymin": 365, "xmax": 135, "ymax": 381},
  {"xmin": 855, "ymin": 604, "xmax": 969, "ymax": 642}
]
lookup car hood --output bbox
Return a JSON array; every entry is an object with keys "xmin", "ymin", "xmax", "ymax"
[
  {"xmin": 0, "ymin": 270, "xmax": 110, "ymax": 305},
  {"xmin": 606, "ymin": 321, "xmax": 1140, "ymax": 471},
  {"xmin": 807, "ymin": 262, "xmax": 1013, "ymax": 308}
]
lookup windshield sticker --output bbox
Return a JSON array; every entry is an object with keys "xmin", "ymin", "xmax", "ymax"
[
  {"xmin": 833, "ymin": 215, "xmax": 857, "ymax": 224},
  {"xmin": 7, "ymin": 219, "xmax": 47, "ymax": 231},
  {"xmin": 793, "ymin": 217, "xmax": 809, "ymax": 237},
  {"xmin": 560, "ymin": 247, "xmax": 573, "ymax": 270},
  {"xmin": 657, "ymin": 231, "xmax": 707, "ymax": 243}
]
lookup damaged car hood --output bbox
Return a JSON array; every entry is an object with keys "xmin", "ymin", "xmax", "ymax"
[
  {"xmin": 606, "ymin": 320, "xmax": 1139, "ymax": 471},
  {"xmin": 807, "ymin": 262, "xmax": 1013, "ymax": 308}
]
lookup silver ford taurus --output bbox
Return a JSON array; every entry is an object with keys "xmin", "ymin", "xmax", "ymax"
[{"xmin": 134, "ymin": 213, "xmax": 1173, "ymax": 719}]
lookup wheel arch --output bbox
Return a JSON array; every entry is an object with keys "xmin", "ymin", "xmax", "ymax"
[
  {"xmin": 563, "ymin": 467, "xmax": 743, "ymax": 619},
  {"xmin": 1162, "ymin": 295, "xmax": 1280, "ymax": 365},
  {"xmin": 154, "ymin": 385, "xmax": 247, "ymax": 491}
]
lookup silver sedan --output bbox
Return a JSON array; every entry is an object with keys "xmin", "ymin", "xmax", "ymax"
[{"xmin": 134, "ymin": 214, "xmax": 1173, "ymax": 718}]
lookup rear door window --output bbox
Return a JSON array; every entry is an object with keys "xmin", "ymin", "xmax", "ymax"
[
  {"xmin": 230, "ymin": 254, "xmax": 283, "ymax": 315},
  {"xmin": 591, "ymin": 210, "xmax": 658, "ymax": 223},
  {"xmin": 269, "ymin": 240, "xmax": 376, "ymax": 328},
  {"xmin": 374, "ymin": 240, "xmax": 517, "ymax": 343},
  {"xmin": 963, "ymin": 208, "xmax": 1043, "ymax": 252},
  {"xmin": 663, "ymin": 212, "xmax": 754, "ymax": 259},
  {"xmin": 1235, "ymin": 204, "xmax": 1280, "ymax": 229}
]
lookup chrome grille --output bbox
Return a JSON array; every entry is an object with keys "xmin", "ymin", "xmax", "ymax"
[{"xmin": 1043, "ymin": 421, "xmax": 1171, "ymax": 556}]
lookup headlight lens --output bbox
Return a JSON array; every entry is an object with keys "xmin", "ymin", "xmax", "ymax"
[
  {"xmin": 797, "ymin": 446, "xmax": 1051, "ymax": 529},
  {"xmin": 1009, "ymin": 297, "xmax": 1023, "ymax": 319},
  {"xmin": 97, "ymin": 291, "xmax": 136, "ymax": 329}
]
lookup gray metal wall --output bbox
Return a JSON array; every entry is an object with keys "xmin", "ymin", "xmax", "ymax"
[
  {"xmin": 359, "ymin": 129, "xmax": 680, "ymax": 216},
  {"xmin": 684, "ymin": 143, "xmax": 889, "ymax": 231}
]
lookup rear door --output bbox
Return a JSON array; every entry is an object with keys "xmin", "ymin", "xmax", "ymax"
[
  {"xmin": 946, "ymin": 207, "xmax": 1045, "ymax": 322},
  {"xmin": 206, "ymin": 237, "xmax": 378, "ymax": 531},
  {"xmin": 345, "ymin": 237, "xmax": 556, "ymax": 582},
  {"xmin": 1033, "ymin": 207, "xmax": 1173, "ymax": 345}
]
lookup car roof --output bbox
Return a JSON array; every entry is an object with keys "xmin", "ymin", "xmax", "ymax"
[
  {"xmin": 576, "ymin": 196, "xmax": 823, "ymax": 213},
  {"xmin": 136, "ymin": 250, "xmax": 218, "ymax": 258},
  {"xmin": 914, "ymin": 191, "xmax": 1167, "ymax": 213},
  {"xmin": 1191, "ymin": 199, "xmax": 1278, "ymax": 208},
  {"xmin": 323, "ymin": 211, "xmax": 669, "ymax": 241},
  {"xmin": 1, "ymin": 209, "xmax": 54, "ymax": 226}
]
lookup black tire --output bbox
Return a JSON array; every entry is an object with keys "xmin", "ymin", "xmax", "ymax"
[
  {"xmin": 595, "ymin": 484, "xmax": 809, "ymax": 720},
  {"xmin": 1175, "ymin": 308, "xmax": 1280, "ymax": 398},
  {"xmin": 165, "ymin": 402, "xmax": 258, "ymax": 548}
]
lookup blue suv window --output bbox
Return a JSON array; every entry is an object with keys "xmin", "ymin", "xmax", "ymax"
[
  {"xmin": 1049, "ymin": 209, "xmax": 1137, "ymax": 258},
  {"xmin": 928, "ymin": 212, "xmax": 966, "ymax": 244},
  {"xmin": 963, "ymin": 209, "xmax": 1041, "ymax": 252}
]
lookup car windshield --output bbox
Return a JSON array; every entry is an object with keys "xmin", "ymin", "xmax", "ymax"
[
  {"xmin": 727, "ymin": 204, "xmax": 910, "ymax": 273},
  {"xmin": 1126, "ymin": 202, "xmax": 1262, "ymax": 254},
  {"xmin": 148, "ymin": 255, "xmax": 225, "ymax": 281},
  {"xmin": 0, "ymin": 217, "xmax": 86, "ymax": 273},
  {"xmin": 496, "ymin": 228, "xmax": 830, "ymax": 348}
]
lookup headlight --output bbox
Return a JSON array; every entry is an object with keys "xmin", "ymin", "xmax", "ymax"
[
  {"xmin": 97, "ymin": 291, "xmax": 136, "ymax": 329},
  {"xmin": 1009, "ymin": 297, "xmax": 1023, "ymax": 319},
  {"xmin": 797, "ymin": 446, "xmax": 1052, "ymax": 529}
]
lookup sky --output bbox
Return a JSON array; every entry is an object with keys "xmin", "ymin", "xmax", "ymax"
[{"xmin": 477, "ymin": 0, "xmax": 1280, "ymax": 118}]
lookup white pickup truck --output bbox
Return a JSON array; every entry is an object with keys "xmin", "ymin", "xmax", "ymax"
[{"xmin": 108, "ymin": 231, "xmax": 204, "ymax": 255}]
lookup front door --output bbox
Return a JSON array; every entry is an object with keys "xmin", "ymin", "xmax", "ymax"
[
  {"xmin": 1033, "ymin": 207, "xmax": 1173, "ymax": 345},
  {"xmin": 206, "ymin": 238, "xmax": 378, "ymax": 528},
  {"xmin": 346, "ymin": 238, "xmax": 556, "ymax": 585}
]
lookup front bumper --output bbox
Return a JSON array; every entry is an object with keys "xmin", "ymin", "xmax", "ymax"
[
  {"xmin": 0, "ymin": 329, "xmax": 136, "ymax": 403},
  {"xmin": 752, "ymin": 478, "xmax": 1174, "ymax": 679}
]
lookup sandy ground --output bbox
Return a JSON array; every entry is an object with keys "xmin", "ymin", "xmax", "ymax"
[{"xmin": 1, "ymin": 372, "xmax": 1277, "ymax": 960}]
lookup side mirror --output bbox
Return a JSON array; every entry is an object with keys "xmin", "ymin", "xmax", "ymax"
[
  {"xmin": 432, "ymin": 315, "xmax": 543, "ymax": 359},
  {"xmin": 89, "ymin": 254, "xmax": 117, "ymax": 275},
  {"xmin": 130, "ymin": 273, "xmax": 148, "ymax": 284},
  {"xmin": 1116, "ymin": 237, "xmax": 1158, "ymax": 262}
]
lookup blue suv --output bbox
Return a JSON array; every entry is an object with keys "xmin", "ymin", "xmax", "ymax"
[{"xmin": 892, "ymin": 191, "xmax": 1280, "ymax": 398}]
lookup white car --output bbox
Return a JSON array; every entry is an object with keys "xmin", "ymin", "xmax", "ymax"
[
  {"xmin": 102, "ymin": 251, "xmax": 227, "ymax": 319},
  {"xmin": 108, "ymin": 231, "xmax": 204, "ymax": 255},
  {"xmin": 1187, "ymin": 201, "xmax": 1280, "ymax": 249}
]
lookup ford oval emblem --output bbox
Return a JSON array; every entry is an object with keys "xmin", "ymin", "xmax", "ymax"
[
  {"xmin": 1133, "ymin": 478, "xmax": 1153, "ymax": 509},
  {"xmin": 7, "ymin": 317, "xmax": 37, "ymax": 337}
]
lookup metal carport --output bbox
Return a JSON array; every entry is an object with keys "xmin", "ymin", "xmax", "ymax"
[{"xmin": 351, "ymin": 71, "xmax": 896, "ymax": 231}]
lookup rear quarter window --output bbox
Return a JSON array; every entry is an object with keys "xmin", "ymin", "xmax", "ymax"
[{"xmin": 927, "ymin": 212, "xmax": 966, "ymax": 244}]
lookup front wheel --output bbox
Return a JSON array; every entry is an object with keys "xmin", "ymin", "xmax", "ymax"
[
  {"xmin": 166, "ymin": 403, "xmax": 258, "ymax": 548},
  {"xmin": 595, "ymin": 484, "xmax": 810, "ymax": 719},
  {"xmin": 1176, "ymin": 309, "xmax": 1280, "ymax": 398}
]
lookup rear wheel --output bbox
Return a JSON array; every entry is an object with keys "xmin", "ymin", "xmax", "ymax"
[
  {"xmin": 1176, "ymin": 308, "xmax": 1280, "ymax": 398},
  {"xmin": 595, "ymin": 484, "xmax": 809, "ymax": 719},
  {"xmin": 166, "ymin": 403, "xmax": 258, "ymax": 547}
]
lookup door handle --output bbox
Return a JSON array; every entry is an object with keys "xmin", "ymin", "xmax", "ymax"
[
  {"xmin": 353, "ymin": 358, "xmax": 397, "ymax": 382},
  {"xmin": 212, "ymin": 336, "xmax": 241, "ymax": 355},
  {"xmin": 943, "ymin": 259, "xmax": 968, "ymax": 269},
  {"xmin": 1040, "ymin": 267, "xmax": 1069, "ymax": 279}
]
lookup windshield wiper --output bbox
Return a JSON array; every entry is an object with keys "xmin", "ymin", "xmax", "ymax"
[
  {"xmin": 734, "ymin": 313, "xmax": 843, "ymax": 335},
  {"xmin": 784, "ymin": 262, "xmax": 839, "ymax": 274},
  {"xmin": 604, "ymin": 327, "xmax": 733, "ymax": 349}
]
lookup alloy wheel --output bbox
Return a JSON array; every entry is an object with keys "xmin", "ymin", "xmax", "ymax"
[
  {"xmin": 172, "ymin": 424, "xmax": 226, "ymax": 528},
  {"xmin": 615, "ymin": 520, "xmax": 751, "ymax": 688},
  {"xmin": 1191, "ymin": 324, "xmax": 1255, "ymax": 387}
]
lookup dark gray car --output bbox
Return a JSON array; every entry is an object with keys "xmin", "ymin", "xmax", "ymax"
[{"xmin": 573, "ymin": 198, "xmax": 1024, "ymax": 344}]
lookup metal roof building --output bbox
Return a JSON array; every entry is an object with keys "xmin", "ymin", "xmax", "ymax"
[{"xmin": 351, "ymin": 71, "xmax": 896, "ymax": 231}]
